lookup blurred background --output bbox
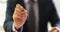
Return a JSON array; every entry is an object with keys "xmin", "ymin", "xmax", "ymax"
[{"xmin": 0, "ymin": 0, "xmax": 60, "ymax": 32}]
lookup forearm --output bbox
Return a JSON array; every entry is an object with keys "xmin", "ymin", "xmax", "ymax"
[{"xmin": 3, "ymin": 20, "xmax": 13, "ymax": 32}]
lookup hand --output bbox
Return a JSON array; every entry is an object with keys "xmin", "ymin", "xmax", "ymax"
[
  {"xmin": 13, "ymin": 4, "xmax": 28, "ymax": 29},
  {"xmin": 49, "ymin": 27, "xmax": 60, "ymax": 32}
]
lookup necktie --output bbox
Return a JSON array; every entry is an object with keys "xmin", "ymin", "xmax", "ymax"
[{"xmin": 28, "ymin": 0, "xmax": 37, "ymax": 32}]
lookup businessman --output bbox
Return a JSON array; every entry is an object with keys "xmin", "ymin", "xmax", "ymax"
[{"xmin": 4, "ymin": 0, "xmax": 60, "ymax": 32}]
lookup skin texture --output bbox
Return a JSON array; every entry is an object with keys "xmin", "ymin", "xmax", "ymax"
[
  {"xmin": 13, "ymin": 4, "xmax": 28, "ymax": 29},
  {"xmin": 49, "ymin": 27, "xmax": 60, "ymax": 32}
]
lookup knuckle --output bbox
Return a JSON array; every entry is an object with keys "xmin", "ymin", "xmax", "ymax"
[{"xmin": 13, "ymin": 15, "xmax": 17, "ymax": 19}]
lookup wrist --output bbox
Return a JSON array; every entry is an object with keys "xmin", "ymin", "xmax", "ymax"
[
  {"xmin": 14, "ymin": 22, "xmax": 22, "ymax": 30},
  {"xmin": 13, "ymin": 23, "xmax": 23, "ymax": 32}
]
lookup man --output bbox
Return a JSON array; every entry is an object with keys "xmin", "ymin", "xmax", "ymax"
[{"xmin": 3, "ymin": 0, "xmax": 60, "ymax": 32}]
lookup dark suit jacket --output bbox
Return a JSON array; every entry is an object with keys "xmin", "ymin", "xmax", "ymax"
[{"xmin": 3, "ymin": 0, "xmax": 60, "ymax": 32}]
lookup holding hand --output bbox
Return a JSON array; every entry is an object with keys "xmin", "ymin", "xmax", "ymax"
[{"xmin": 13, "ymin": 4, "xmax": 28, "ymax": 29}]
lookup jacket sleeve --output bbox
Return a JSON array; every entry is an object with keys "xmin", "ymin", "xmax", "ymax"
[
  {"xmin": 49, "ymin": 2, "xmax": 60, "ymax": 27},
  {"xmin": 3, "ymin": 0, "xmax": 24, "ymax": 32}
]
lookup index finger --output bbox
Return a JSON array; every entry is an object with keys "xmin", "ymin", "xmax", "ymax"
[{"xmin": 16, "ymin": 4, "xmax": 28, "ymax": 13}]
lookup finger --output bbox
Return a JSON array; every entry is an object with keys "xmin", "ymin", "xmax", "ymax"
[
  {"xmin": 15, "ymin": 4, "xmax": 28, "ymax": 14},
  {"xmin": 16, "ymin": 4, "xmax": 28, "ymax": 13},
  {"xmin": 14, "ymin": 11, "xmax": 27, "ymax": 18},
  {"xmin": 16, "ymin": 4, "xmax": 25, "ymax": 12},
  {"xmin": 14, "ymin": 8, "xmax": 27, "ymax": 16},
  {"xmin": 13, "ymin": 14, "xmax": 21, "ymax": 20},
  {"xmin": 14, "ymin": 15, "xmax": 27, "ymax": 23},
  {"xmin": 15, "ymin": 8, "xmax": 25, "ymax": 14},
  {"xmin": 13, "ymin": 11, "xmax": 27, "ymax": 20},
  {"xmin": 16, "ymin": 4, "xmax": 23, "ymax": 9},
  {"xmin": 13, "ymin": 12, "xmax": 27, "ymax": 20},
  {"xmin": 15, "ymin": 7, "xmax": 28, "ymax": 15},
  {"xmin": 13, "ymin": 15, "xmax": 25, "ymax": 23}
]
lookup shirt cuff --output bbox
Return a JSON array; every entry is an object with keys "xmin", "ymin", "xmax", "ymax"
[{"xmin": 12, "ymin": 23, "xmax": 23, "ymax": 32}]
